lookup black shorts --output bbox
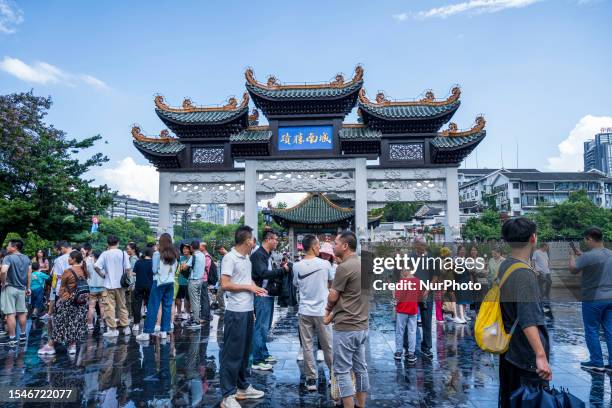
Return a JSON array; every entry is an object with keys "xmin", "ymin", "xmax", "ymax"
[{"xmin": 176, "ymin": 285, "xmax": 188, "ymax": 300}]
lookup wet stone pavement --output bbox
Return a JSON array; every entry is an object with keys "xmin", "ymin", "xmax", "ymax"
[{"xmin": 0, "ymin": 297, "xmax": 610, "ymax": 407}]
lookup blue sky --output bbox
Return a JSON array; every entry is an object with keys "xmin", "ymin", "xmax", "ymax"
[{"xmin": 1, "ymin": 0, "xmax": 611, "ymax": 203}]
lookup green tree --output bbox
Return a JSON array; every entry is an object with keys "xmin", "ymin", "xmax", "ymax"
[
  {"xmin": 3, "ymin": 231, "xmax": 53, "ymax": 258},
  {"xmin": 462, "ymin": 209, "xmax": 502, "ymax": 241},
  {"xmin": 371, "ymin": 202, "xmax": 420, "ymax": 222},
  {"xmin": 0, "ymin": 92, "xmax": 113, "ymax": 244},
  {"xmin": 276, "ymin": 201, "xmax": 288, "ymax": 209},
  {"xmin": 85, "ymin": 216, "xmax": 155, "ymax": 252}
]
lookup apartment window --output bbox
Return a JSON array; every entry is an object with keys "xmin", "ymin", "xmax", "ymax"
[
  {"xmin": 513, "ymin": 197, "xmax": 519, "ymax": 204},
  {"xmin": 512, "ymin": 182, "xmax": 519, "ymax": 189},
  {"xmin": 538, "ymin": 182, "xmax": 555, "ymax": 190}
]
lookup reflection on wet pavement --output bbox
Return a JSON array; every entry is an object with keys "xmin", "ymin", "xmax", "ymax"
[{"xmin": 0, "ymin": 298, "xmax": 608, "ymax": 407}]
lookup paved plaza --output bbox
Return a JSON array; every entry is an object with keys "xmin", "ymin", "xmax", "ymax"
[{"xmin": 0, "ymin": 298, "xmax": 608, "ymax": 407}]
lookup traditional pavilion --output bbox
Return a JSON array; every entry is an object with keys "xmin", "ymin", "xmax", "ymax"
[{"xmin": 132, "ymin": 66, "xmax": 486, "ymax": 244}]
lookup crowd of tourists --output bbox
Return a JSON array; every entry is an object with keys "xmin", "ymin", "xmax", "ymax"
[{"xmin": 0, "ymin": 217, "xmax": 611, "ymax": 407}]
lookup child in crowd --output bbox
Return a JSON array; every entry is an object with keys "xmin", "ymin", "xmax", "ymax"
[
  {"xmin": 30, "ymin": 261, "xmax": 49, "ymax": 318},
  {"xmin": 394, "ymin": 267, "xmax": 420, "ymax": 363}
]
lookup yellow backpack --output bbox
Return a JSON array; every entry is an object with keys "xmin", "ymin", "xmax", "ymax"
[{"xmin": 474, "ymin": 262, "xmax": 530, "ymax": 354}]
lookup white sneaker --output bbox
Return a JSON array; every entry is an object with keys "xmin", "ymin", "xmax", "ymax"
[
  {"xmin": 236, "ymin": 384, "xmax": 265, "ymax": 400},
  {"xmin": 68, "ymin": 344, "xmax": 77, "ymax": 355},
  {"xmin": 170, "ymin": 323, "xmax": 174, "ymax": 330},
  {"xmin": 297, "ymin": 348, "xmax": 304, "ymax": 361},
  {"xmin": 122, "ymin": 326, "xmax": 132, "ymax": 336},
  {"xmin": 316, "ymin": 350, "xmax": 324, "ymax": 362},
  {"xmin": 37, "ymin": 344, "xmax": 56, "ymax": 355},
  {"xmin": 251, "ymin": 362, "xmax": 273, "ymax": 371},
  {"xmin": 132, "ymin": 324, "xmax": 140, "ymax": 332},
  {"xmin": 154, "ymin": 325, "xmax": 161, "ymax": 332},
  {"xmin": 221, "ymin": 395, "xmax": 241, "ymax": 408},
  {"xmin": 454, "ymin": 318, "xmax": 467, "ymax": 324},
  {"xmin": 87, "ymin": 324, "xmax": 94, "ymax": 331},
  {"xmin": 159, "ymin": 331, "xmax": 167, "ymax": 339},
  {"xmin": 136, "ymin": 332, "xmax": 150, "ymax": 341},
  {"xmin": 180, "ymin": 312, "xmax": 189, "ymax": 320},
  {"xmin": 103, "ymin": 329, "xmax": 119, "ymax": 338}
]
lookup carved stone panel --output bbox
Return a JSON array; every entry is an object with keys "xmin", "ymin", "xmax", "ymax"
[
  {"xmin": 367, "ymin": 168, "xmax": 447, "ymax": 181},
  {"xmin": 257, "ymin": 178, "xmax": 354, "ymax": 193},
  {"xmin": 172, "ymin": 183, "xmax": 244, "ymax": 193},
  {"xmin": 169, "ymin": 190, "xmax": 244, "ymax": 205},
  {"xmin": 389, "ymin": 143, "xmax": 424, "ymax": 161},
  {"xmin": 367, "ymin": 188, "xmax": 447, "ymax": 203},
  {"xmin": 255, "ymin": 158, "xmax": 356, "ymax": 171},
  {"xmin": 167, "ymin": 172, "xmax": 244, "ymax": 183},
  {"xmin": 192, "ymin": 147, "xmax": 224, "ymax": 165},
  {"xmin": 368, "ymin": 180, "xmax": 444, "ymax": 190}
]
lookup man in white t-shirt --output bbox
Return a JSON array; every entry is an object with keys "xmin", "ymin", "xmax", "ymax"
[
  {"xmin": 47, "ymin": 241, "xmax": 71, "ymax": 318},
  {"xmin": 218, "ymin": 226, "xmax": 267, "ymax": 408},
  {"xmin": 292, "ymin": 234, "xmax": 334, "ymax": 391},
  {"xmin": 94, "ymin": 235, "xmax": 132, "ymax": 338}
]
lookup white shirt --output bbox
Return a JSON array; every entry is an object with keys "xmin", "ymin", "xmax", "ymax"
[
  {"xmin": 95, "ymin": 248, "xmax": 131, "ymax": 289},
  {"xmin": 532, "ymin": 249, "xmax": 550, "ymax": 274},
  {"xmin": 52, "ymin": 252, "xmax": 70, "ymax": 294},
  {"xmin": 292, "ymin": 257, "xmax": 333, "ymax": 316},
  {"xmin": 221, "ymin": 247, "xmax": 253, "ymax": 312}
]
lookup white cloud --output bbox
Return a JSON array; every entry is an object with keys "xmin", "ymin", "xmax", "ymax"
[
  {"xmin": 0, "ymin": 57, "xmax": 65, "ymax": 84},
  {"xmin": 392, "ymin": 13, "xmax": 409, "ymax": 21},
  {"xmin": 547, "ymin": 115, "xmax": 612, "ymax": 171},
  {"xmin": 0, "ymin": 0, "xmax": 23, "ymax": 34},
  {"xmin": 99, "ymin": 157, "xmax": 159, "ymax": 203},
  {"xmin": 80, "ymin": 74, "xmax": 109, "ymax": 90},
  {"xmin": 0, "ymin": 56, "xmax": 109, "ymax": 90},
  {"xmin": 406, "ymin": 0, "xmax": 543, "ymax": 19}
]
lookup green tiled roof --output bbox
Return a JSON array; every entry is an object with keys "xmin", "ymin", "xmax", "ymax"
[
  {"xmin": 155, "ymin": 105, "xmax": 248, "ymax": 125},
  {"xmin": 430, "ymin": 130, "xmax": 485, "ymax": 149},
  {"xmin": 246, "ymin": 80, "xmax": 363, "ymax": 100},
  {"xmin": 339, "ymin": 126, "xmax": 382, "ymax": 140},
  {"xmin": 359, "ymin": 100, "xmax": 460, "ymax": 120},
  {"xmin": 133, "ymin": 139, "xmax": 185, "ymax": 155},
  {"xmin": 271, "ymin": 193, "xmax": 354, "ymax": 224},
  {"xmin": 230, "ymin": 128, "xmax": 272, "ymax": 143}
]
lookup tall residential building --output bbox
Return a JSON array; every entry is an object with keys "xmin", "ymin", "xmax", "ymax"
[
  {"xmin": 109, "ymin": 195, "xmax": 159, "ymax": 230},
  {"xmin": 584, "ymin": 129, "xmax": 612, "ymax": 176}
]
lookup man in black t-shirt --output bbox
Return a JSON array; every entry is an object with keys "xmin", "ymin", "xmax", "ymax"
[{"xmin": 498, "ymin": 217, "xmax": 551, "ymax": 408}]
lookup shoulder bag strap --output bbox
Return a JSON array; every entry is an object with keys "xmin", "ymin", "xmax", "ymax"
[{"xmin": 498, "ymin": 262, "xmax": 531, "ymax": 288}]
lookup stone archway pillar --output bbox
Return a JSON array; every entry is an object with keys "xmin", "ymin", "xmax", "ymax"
[
  {"xmin": 445, "ymin": 166, "xmax": 460, "ymax": 242},
  {"xmin": 244, "ymin": 160, "xmax": 259, "ymax": 237},
  {"xmin": 158, "ymin": 171, "xmax": 173, "ymax": 237},
  {"xmin": 354, "ymin": 158, "xmax": 368, "ymax": 253}
]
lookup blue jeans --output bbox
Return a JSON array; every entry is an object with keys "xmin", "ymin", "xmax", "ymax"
[
  {"xmin": 252, "ymin": 295, "xmax": 274, "ymax": 364},
  {"xmin": 30, "ymin": 288, "xmax": 44, "ymax": 310},
  {"xmin": 143, "ymin": 281, "xmax": 174, "ymax": 333},
  {"xmin": 582, "ymin": 301, "xmax": 612, "ymax": 365}
]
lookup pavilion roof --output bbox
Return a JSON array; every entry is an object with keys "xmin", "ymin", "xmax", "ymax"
[
  {"xmin": 271, "ymin": 193, "xmax": 354, "ymax": 225},
  {"xmin": 230, "ymin": 126, "xmax": 273, "ymax": 143},
  {"xmin": 339, "ymin": 124, "xmax": 382, "ymax": 140},
  {"xmin": 430, "ymin": 117, "xmax": 486, "ymax": 163},
  {"xmin": 154, "ymin": 93, "xmax": 250, "ymax": 126},
  {"xmin": 358, "ymin": 87, "xmax": 461, "ymax": 120},
  {"xmin": 131, "ymin": 126, "xmax": 184, "ymax": 168}
]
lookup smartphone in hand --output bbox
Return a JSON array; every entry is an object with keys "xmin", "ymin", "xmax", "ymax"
[{"xmin": 569, "ymin": 241, "xmax": 580, "ymax": 256}]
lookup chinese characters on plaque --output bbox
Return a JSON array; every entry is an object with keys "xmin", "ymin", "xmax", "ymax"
[{"xmin": 277, "ymin": 125, "xmax": 333, "ymax": 151}]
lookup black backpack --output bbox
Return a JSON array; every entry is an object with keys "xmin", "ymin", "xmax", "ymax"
[
  {"xmin": 69, "ymin": 269, "xmax": 90, "ymax": 305},
  {"xmin": 207, "ymin": 255, "xmax": 218, "ymax": 286}
]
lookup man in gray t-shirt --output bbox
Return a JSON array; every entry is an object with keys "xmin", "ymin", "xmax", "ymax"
[
  {"xmin": 0, "ymin": 239, "xmax": 31, "ymax": 346},
  {"xmin": 569, "ymin": 227, "xmax": 612, "ymax": 370},
  {"xmin": 218, "ymin": 226, "xmax": 267, "ymax": 408}
]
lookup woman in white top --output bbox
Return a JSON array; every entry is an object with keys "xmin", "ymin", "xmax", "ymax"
[{"xmin": 136, "ymin": 233, "xmax": 178, "ymax": 341}]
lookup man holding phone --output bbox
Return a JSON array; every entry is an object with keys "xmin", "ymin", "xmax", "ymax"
[{"xmin": 569, "ymin": 227, "xmax": 612, "ymax": 372}]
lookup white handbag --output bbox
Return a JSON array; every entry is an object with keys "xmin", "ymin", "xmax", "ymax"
[{"xmin": 156, "ymin": 261, "xmax": 177, "ymax": 286}]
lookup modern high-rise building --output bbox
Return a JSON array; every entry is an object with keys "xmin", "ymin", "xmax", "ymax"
[
  {"xmin": 584, "ymin": 128, "xmax": 612, "ymax": 176},
  {"xmin": 109, "ymin": 195, "xmax": 159, "ymax": 230}
]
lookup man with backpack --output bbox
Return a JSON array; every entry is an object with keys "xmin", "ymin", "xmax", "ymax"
[
  {"xmin": 497, "ymin": 217, "xmax": 551, "ymax": 408},
  {"xmin": 186, "ymin": 240, "xmax": 208, "ymax": 329}
]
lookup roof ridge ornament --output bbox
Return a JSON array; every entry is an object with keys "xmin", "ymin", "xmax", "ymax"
[
  {"xmin": 154, "ymin": 92, "xmax": 249, "ymax": 113},
  {"xmin": 359, "ymin": 86, "xmax": 461, "ymax": 107},
  {"xmin": 440, "ymin": 116, "xmax": 486, "ymax": 137},
  {"xmin": 131, "ymin": 125, "xmax": 176, "ymax": 143},
  {"xmin": 271, "ymin": 192, "xmax": 354, "ymax": 214},
  {"xmin": 245, "ymin": 65, "xmax": 364, "ymax": 90}
]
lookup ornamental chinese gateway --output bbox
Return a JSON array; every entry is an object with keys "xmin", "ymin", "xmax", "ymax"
[{"xmin": 132, "ymin": 66, "xmax": 486, "ymax": 245}]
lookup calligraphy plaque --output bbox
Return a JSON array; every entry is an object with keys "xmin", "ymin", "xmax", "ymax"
[{"xmin": 277, "ymin": 125, "xmax": 333, "ymax": 151}]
